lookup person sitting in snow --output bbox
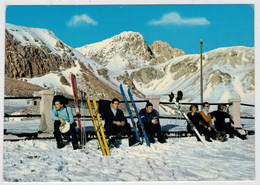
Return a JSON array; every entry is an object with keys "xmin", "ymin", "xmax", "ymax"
[
  {"xmin": 210, "ymin": 104, "xmax": 247, "ymax": 140},
  {"xmin": 100, "ymin": 98, "xmax": 139, "ymax": 147},
  {"xmin": 198, "ymin": 102, "xmax": 217, "ymax": 142},
  {"xmin": 187, "ymin": 104, "xmax": 216, "ymax": 142},
  {"xmin": 51, "ymin": 95, "xmax": 79, "ymax": 150},
  {"xmin": 139, "ymin": 102, "xmax": 166, "ymax": 144}
]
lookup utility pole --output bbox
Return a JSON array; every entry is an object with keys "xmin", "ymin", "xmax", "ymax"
[{"xmin": 200, "ymin": 39, "xmax": 203, "ymax": 110}]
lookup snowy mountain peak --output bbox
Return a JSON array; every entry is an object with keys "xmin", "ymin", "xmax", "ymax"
[
  {"xmin": 76, "ymin": 31, "xmax": 185, "ymax": 74},
  {"xmin": 5, "ymin": 23, "xmax": 73, "ymax": 57},
  {"xmin": 111, "ymin": 31, "xmax": 145, "ymax": 42},
  {"xmin": 6, "ymin": 23, "xmax": 56, "ymax": 39}
]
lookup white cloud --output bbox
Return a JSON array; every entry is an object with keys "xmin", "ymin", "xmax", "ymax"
[
  {"xmin": 149, "ymin": 12, "xmax": 210, "ymax": 26},
  {"xmin": 67, "ymin": 14, "xmax": 98, "ymax": 27}
]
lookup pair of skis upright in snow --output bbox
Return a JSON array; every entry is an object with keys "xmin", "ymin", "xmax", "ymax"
[
  {"xmin": 87, "ymin": 99, "xmax": 111, "ymax": 155},
  {"xmin": 120, "ymin": 84, "xmax": 150, "ymax": 147},
  {"xmin": 71, "ymin": 73, "xmax": 110, "ymax": 155}
]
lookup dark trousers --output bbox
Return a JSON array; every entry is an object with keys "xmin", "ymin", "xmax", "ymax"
[
  {"xmin": 187, "ymin": 124, "xmax": 216, "ymax": 140},
  {"xmin": 53, "ymin": 120, "xmax": 78, "ymax": 144},
  {"xmin": 216, "ymin": 122, "xmax": 235, "ymax": 136},
  {"xmin": 142, "ymin": 122, "xmax": 163, "ymax": 138},
  {"xmin": 105, "ymin": 122, "xmax": 132, "ymax": 138},
  {"xmin": 217, "ymin": 123, "xmax": 247, "ymax": 140}
]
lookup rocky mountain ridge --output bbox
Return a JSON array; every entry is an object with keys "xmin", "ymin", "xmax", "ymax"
[
  {"xmin": 76, "ymin": 31, "xmax": 185, "ymax": 74},
  {"xmin": 4, "ymin": 23, "xmax": 121, "ymax": 100},
  {"xmin": 4, "ymin": 23, "xmax": 255, "ymax": 106},
  {"xmin": 5, "ymin": 31, "xmax": 75, "ymax": 79}
]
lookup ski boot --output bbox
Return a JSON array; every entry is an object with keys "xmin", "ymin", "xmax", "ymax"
[
  {"xmin": 72, "ymin": 141, "xmax": 79, "ymax": 150},
  {"xmin": 158, "ymin": 136, "xmax": 167, "ymax": 144},
  {"xmin": 57, "ymin": 140, "xmax": 65, "ymax": 149},
  {"xmin": 128, "ymin": 136, "xmax": 139, "ymax": 147}
]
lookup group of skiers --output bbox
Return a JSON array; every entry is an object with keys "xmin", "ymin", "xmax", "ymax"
[
  {"xmin": 187, "ymin": 102, "xmax": 246, "ymax": 142},
  {"xmin": 51, "ymin": 95, "xmax": 245, "ymax": 150}
]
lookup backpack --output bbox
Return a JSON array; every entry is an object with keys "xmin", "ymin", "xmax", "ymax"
[{"xmin": 98, "ymin": 99, "xmax": 111, "ymax": 119}]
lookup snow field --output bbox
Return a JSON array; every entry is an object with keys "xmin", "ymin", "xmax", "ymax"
[{"xmin": 3, "ymin": 135, "xmax": 255, "ymax": 182}]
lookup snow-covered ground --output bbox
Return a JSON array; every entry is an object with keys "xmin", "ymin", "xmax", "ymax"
[
  {"xmin": 3, "ymin": 98, "xmax": 256, "ymax": 182},
  {"xmin": 3, "ymin": 86, "xmax": 256, "ymax": 183},
  {"xmin": 3, "ymin": 135, "xmax": 255, "ymax": 182},
  {"xmin": 3, "ymin": 112, "xmax": 256, "ymax": 183}
]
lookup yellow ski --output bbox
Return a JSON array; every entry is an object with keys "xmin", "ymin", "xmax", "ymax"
[
  {"xmin": 92, "ymin": 99, "xmax": 111, "ymax": 156},
  {"xmin": 86, "ymin": 99, "xmax": 106, "ymax": 155}
]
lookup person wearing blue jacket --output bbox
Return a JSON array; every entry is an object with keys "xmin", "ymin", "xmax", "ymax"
[
  {"xmin": 52, "ymin": 95, "xmax": 78, "ymax": 149},
  {"xmin": 139, "ymin": 102, "xmax": 166, "ymax": 143}
]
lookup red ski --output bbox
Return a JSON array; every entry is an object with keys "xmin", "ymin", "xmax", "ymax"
[{"xmin": 70, "ymin": 73, "xmax": 82, "ymax": 130}]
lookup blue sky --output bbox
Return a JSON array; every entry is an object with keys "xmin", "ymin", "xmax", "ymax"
[{"xmin": 5, "ymin": 4, "xmax": 254, "ymax": 54}]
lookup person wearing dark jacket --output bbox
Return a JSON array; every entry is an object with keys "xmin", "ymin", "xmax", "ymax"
[
  {"xmin": 210, "ymin": 104, "xmax": 236, "ymax": 138},
  {"xmin": 51, "ymin": 95, "xmax": 78, "ymax": 150},
  {"xmin": 139, "ymin": 102, "xmax": 166, "ymax": 143},
  {"xmin": 102, "ymin": 98, "xmax": 138, "ymax": 147},
  {"xmin": 187, "ymin": 104, "xmax": 215, "ymax": 142}
]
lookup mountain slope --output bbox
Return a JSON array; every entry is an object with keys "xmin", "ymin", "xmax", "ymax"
[
  {"xmin": 5, "ymin": 23, "xmax": 121, "ymax": 100},
  {"xmin": 76, "ymin": 30, "xmax": 254, "ymax": 104},
  {"xmin": 132, "ymin": 46, "xmax": 254, "ymax": 104},
  {"xmin": 5, "ymin": 23, "xmax": 255, "ymax": 106}
]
